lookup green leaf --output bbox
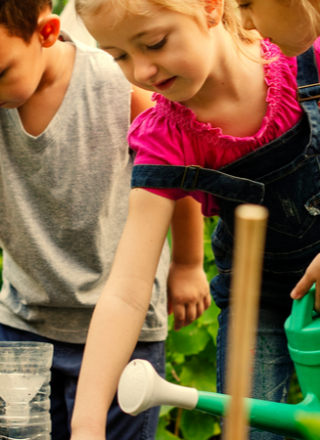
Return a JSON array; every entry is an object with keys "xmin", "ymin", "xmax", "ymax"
[
  {"xmin": 156, "ymin": 418, "xmax": 182, "ymax": 440},
  {"xmin": 170, "ymin": 322, "xmax": 210, "ymax": 355},
  {"xmin": 198, "ymin": 301, "xmax": 219, "ymax": 326},
  {"xmin": 168, "ymin": 313, "xmax": 174, "ymax": 332},
  {"xmin": 159, "ymin": 405, "xmax": 175, "ymax": 417},
  {"xmin": 180, "ymin": 357, "xmax": 216, "ymax": 392},
  {"xmin": 207, "ymin": 322, "xmax": 219, "ymax": 345},
  {"xmin": 197, "ymin": 339, "xmax": 217, "ymax": 364},
  {"xmin": 52, "ymin": 0, "xmax": 69, "ymax": 14},
  {"xmin": 180, "ymin": 409, "xmax": 218, "ymax": 440}
]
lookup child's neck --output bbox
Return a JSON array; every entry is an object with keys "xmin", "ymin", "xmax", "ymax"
[
  {"xmin": 18, "ymin": 40, "xmax": 76, "ymax": 137},
  {"xmin": 180, "ymin": 35, "xmax": 268, "ymax": 138}
]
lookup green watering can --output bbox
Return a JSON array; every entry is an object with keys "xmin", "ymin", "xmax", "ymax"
[{"xmin": 118, "ymin": 285, "xmax": 320, "ymax": 440}]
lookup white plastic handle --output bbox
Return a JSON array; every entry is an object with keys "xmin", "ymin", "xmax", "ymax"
[{"xmin": 118, "ymin": 359, "xmax": 198, "ymax": 416}]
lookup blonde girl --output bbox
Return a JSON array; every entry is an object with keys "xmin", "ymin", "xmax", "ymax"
[
  {"xmin": 71, "ymin": 1, "xmax": 320, "ymax": 439},
  {"xmin": 236, "ymin": 0, "xmax": 320, "ymax": 57},
  {"xmin": 235, "ymin": 0, "xmax": 320, "ymax": 308}
]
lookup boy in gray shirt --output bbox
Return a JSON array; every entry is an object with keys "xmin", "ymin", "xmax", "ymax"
[{"xmin": 0, "ymin": 1, "xmax": 210, "ymax": 439}]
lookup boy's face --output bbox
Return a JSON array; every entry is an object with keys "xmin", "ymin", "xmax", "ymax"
[
  {"xmin": 0, "ymin": 25, "xmax": 45, "ymax": 109},
  {"xmin": 236, "ymin": 0, "xmax": 318, "ymax": 56}
]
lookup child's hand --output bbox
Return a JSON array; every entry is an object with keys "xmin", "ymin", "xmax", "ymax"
[
  {"xmin": 167, "ymin": 261, "xmax": 211, "ymax": 331},
  {"xmin": 290, "ymin": 253, "xmax": 320, "ymax": 312}
]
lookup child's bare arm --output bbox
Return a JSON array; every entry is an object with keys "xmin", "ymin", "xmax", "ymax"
[
  {"xmin": 168, "ymin": 196, "xmax": 211, "ymax": 330},
  {"xmin": 130, "ymin": 85, "xmax": 155, "ymax": 122},
  {"xmin": 291, "ymin": 253, "xmax": 320, "ymax": 311},
  {"xmin": 70, "ymin": 189, "xmax": 175, "ymax": 440}
]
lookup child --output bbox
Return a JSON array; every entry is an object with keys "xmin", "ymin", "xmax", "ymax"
[
  {"xmin": 0, "ymin": 1, "xmax": 210, "ymax": 439},
  {"xmin": 235, "ymin": 0, "xmax": 320, "ymax": 57},
  {"xmin": 72, "ymin": 0, "xmax": 320, "ymax": 439},
  {"xmin": 234, "ymin": 0, "xmax": 320, "ymax": 309}
]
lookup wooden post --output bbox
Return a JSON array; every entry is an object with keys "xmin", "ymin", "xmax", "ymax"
[{"xmin": 224, "ymin": 204, "xmax": 268, "ymax": 440}]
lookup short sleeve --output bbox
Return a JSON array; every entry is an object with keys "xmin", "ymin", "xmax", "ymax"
[
  {"xmin": 128, "ymin": 107, "xmax": 189, "ymax": 201},
  {"xmin": 315, "ymin": 37, "xmax": 320, "ymax": 78}
]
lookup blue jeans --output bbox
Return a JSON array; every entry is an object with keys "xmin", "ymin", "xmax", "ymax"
[
  {"xmin": 216, "ymin": 304, "xmax": 294, "ymax": 440},
  {"xmin": 0, "ymin": 324, "xmax": 165, "ymax": 440}
]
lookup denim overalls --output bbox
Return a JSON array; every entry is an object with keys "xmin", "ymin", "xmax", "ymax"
[{"xmin": 132, "ymin": 47, "xmax": 320, "ymax": 440}]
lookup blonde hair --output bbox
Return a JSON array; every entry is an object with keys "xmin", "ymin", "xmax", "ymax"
[{"xmin": 75, "ymin": 0, "xmax": 259, "ymax": 46}]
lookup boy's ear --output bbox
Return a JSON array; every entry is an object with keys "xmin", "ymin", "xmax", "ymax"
[
  {"xmin": 38, "ymin": 14, "xmax": 61, "ymax": 48},
  {"xmin": 205, "ymin": 0, "xmax": 224, "ymax": 28}
]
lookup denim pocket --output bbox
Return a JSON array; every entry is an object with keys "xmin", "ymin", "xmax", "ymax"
[
  {"xmin": 211, "ymin": 222, "xmax": 233, "ymax": 274},
  {"xmin": 259, "ymin": 156, "xmax": 320, "ymax": 238},
  {"xmin": 305, "ymin": 191, "xmax": 320, "ymax": 216}
]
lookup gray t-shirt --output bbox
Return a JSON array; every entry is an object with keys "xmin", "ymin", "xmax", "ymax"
[{"xmin": 0, "ymin": 33, "xmax": 170, "ymax": 343}]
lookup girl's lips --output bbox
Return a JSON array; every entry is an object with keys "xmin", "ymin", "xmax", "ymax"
[{"xmin": 154, "ymin": 77, "xmax": 177, "ymax": 91}]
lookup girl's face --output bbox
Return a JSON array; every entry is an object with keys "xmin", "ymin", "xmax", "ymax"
[
  {"xmin": 236, "ymin": 0, "xmax": 318, "ymax": 56},
  {"xmin": 83, "ymin": 6, "xmax": 221, "ymax": 104}
]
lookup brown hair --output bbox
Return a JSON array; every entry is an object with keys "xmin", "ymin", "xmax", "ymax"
[{"xmin": 0, "ymin": 0, "xmax": 52, "ymax": 43}]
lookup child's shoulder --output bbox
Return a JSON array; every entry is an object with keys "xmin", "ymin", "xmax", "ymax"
[{"xmin": 60, "ymin": 30, "xmax": 130, "ymax": 92}]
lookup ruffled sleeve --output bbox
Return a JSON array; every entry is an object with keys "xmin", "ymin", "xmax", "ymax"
[
  {"xmin": 128, "ymin": 104, "xmax": 191, "ymax": 201},
  {"xmin": 314, "ymin": 37, "xmax": 320, "ymax": 78},
  {"xmin": 128, "ymin": 99, "xmax": 221, "ymax": 216}
]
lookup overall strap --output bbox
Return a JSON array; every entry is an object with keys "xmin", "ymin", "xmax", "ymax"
[
  {"xmin": 296, "ymin": 45, "xmax": 320, "ymax": 153},
  {"xmin": 132, "ymin": 164, "xmax": 265, "ymax": 204}
]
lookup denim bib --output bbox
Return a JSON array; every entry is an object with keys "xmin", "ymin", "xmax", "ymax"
[{"xmin": 132, "ymin": 46, "xmax": 320, "ymax": 307}]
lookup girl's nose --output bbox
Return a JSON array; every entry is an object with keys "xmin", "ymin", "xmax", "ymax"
[
  {"xmin": 133, "ymin": 57, "xmax": 158, "ymax": 84},
  {"xmin": 240, "ymin": 12, "xmax": 256, "ymax": 31}
]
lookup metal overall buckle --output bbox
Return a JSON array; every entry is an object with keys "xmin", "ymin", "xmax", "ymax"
[
  {"xmin": 297, "ymin": 83, "xmax": 320, "ymax": 102},
  {"xmin": 180, "ymin": 165, "xmax": 202, "ymax": 191}
]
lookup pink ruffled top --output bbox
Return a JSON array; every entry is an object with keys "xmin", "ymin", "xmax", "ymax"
[{"xmin": 129, "ymin": 39, "xmax": 320, "ymax": 217}]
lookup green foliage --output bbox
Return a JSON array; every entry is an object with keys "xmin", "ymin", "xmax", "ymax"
[
  {"xmin": 157, "ymin": 218, "xmax": 221, "ymax": 440},
  {"xmin": 52, "ymin": 0, "xmax": 69, "ymax": 15},
  {"xmin": 295, "ymin": 412, "xmax": 320, "ymax": 440}
]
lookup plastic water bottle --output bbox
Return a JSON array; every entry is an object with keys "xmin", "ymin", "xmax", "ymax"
[{"xmin": 0, "ymin": 341, "xmax": 53, "ymax": 439}]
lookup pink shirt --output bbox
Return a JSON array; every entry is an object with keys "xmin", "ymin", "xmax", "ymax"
[{"xmin": 129, "ymin": 39, "xmax": 320, "ymax": 217}]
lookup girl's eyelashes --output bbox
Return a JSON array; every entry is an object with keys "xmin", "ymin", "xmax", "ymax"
[
  {"xmin": 238, "ymin": 3, "xmax": 251, "ymax": 9},
  {"xmin": 146, "ymin": 37, "xmax": 167, "ymax": 51},
  {"xmin": 112, "ymin": 37, "xmax": 167, "ymax": 61},
  {"xmin": 114, "ymin": 53, "xmax": 128, "ymax": 62}
]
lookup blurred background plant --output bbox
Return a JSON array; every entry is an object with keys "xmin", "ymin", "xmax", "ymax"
[
  {"xmin": 52, "ymin": 0, "xmax": 69, "ymax": 15},
  {"xmin": 158, "ymin": 217, "xmax": 221, "ymax": 440}
]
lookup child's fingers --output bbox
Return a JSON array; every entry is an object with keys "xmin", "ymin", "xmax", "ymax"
[
  {"xmin": 291, "ymin": 253, "xmax": 320, "ymax": 300},
  {"xmin": 315, "ymin": 292, "xmax": 320, "ymax": 313},
  {"xmin": 291, "ymin": 276, "xmax": 314, "ymax": 300},
  {"xmin": 173, "ymin": 303, "xmax": 186, "ymax": 330},
  {"xmin": 185, "ymin": 303, "xmax": 197, "ymax": 326},
  {"xmin": 204, "ymin": 292, "xmax": 211, "ymax": 310},
  {"xmin": 196, "ymin": 301, "xmax": 204, "ymax": 319}
]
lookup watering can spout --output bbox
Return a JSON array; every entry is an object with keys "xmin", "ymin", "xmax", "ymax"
[
  {"xmin": 118, "ymin": 287, "xmax": 320, "ymax": 440},
  {"xmin": 119, "ymin": 359, "xmax": 320, "ymax": 440}
]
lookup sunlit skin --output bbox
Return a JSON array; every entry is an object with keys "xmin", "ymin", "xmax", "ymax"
[
  {"xmin": 83, "ymin": 4, "xmax": 268, "ymax": 138},
  {"xmin": 236, "ymin": 0, "xmax": 320, "ymax": 56},
  {"xmin": 0, "ymin": 14, "xmax": 72, "ymax": 110},
  {"xmin": 84, "ymin": 7, "xmax": 222, "ymax": 105},
  {"xmin": 0, "ymin": 11, "xmax": 77, "ymax": 136}
]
